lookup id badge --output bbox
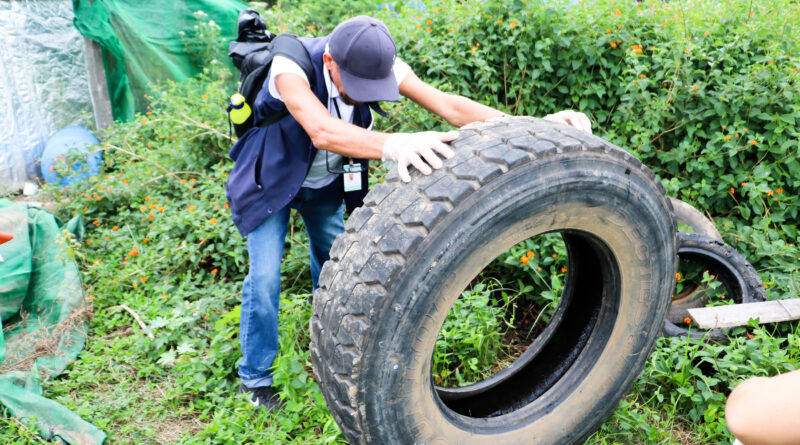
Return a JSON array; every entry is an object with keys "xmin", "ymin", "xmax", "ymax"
[{"xmin": 343, "ymin": 163, "xmax": 362, "ymax": 192}]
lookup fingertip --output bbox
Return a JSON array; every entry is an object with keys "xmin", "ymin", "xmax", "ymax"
[{"xmin": 441, "ymin": 131, "xmax": 459, "ymax": 142}]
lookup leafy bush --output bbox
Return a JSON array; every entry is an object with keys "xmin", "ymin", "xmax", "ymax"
[{"xmin": 380, "ymin": 0, "xmax": 800, "ymax": 301}]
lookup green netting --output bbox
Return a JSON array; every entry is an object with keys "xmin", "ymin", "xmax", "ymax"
[
  {"xmin": 0, "ymin": 199, "xmax": 105, "ymax": 445},
  {"xmin": 72, "ymin": 0, "xmax": 248, "ymax": 122}
]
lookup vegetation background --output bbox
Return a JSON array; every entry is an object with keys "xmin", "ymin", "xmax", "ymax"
[{"xmin": 3, "ymin": 0, "xmax": 799, "ymax": 443}]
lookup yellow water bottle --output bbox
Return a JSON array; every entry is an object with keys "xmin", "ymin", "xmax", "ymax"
[{"xmin": 228, "ymin": 93, "xmax": 252, "ymax": 124}]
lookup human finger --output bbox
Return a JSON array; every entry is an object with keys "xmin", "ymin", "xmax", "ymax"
[
  {"xmin": 418, "ymin": 145, "xmax": 443, "ymax": 170},
  {"xmin": 397, "ymin": 162, "xmax": 411, "ymax": 182},
  {"xmin": 408, "ymin": 152, "xmax": 433, "ymax": 176}
]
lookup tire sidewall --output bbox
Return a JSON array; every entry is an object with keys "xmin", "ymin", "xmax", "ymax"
[{"xmin": 359, "ymin": 153, "xmax": 676, "ymax": 444}]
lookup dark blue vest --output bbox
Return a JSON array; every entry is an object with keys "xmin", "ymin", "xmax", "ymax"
[{"xmin": 226, "ymin": 36, "xmax": 373, "ymax": 236}]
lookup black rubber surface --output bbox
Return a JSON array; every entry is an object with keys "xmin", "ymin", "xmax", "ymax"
[{"xmin": 310, "ymin": 117, "xmax": 677, "ymax": 444}]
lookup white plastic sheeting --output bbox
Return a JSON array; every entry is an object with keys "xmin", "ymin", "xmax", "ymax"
[{"xmin": 0, "ymin": 0, "xmax": 93, "ymax": 194}]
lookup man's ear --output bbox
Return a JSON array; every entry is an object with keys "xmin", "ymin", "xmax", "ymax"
[{"xmin": 323, "ymin": 53, "xmax": 334, "ymax": 70}]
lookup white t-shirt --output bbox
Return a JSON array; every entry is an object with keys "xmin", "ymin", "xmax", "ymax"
[{"xmin": 268, "ymin": 52, "xmax": 411, "ymax": 188}]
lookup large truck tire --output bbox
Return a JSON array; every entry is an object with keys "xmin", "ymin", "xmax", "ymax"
[
  {"xmin": 664, "ymin": 232, "xmax": 767, "ymax": 340},
  {"xmin": 310, "ymin": 117, "xmax": 677, "ymax": 445}
]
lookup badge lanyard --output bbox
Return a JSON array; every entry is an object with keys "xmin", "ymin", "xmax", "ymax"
[{"xmin": 327, "ymin": 86, "xmax": 362, "ymax": 192}]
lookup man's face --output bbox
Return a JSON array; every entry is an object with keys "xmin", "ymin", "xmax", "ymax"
[{"xmin": 323, "ymin": 53, "xmax": 360, "ymax": 106}]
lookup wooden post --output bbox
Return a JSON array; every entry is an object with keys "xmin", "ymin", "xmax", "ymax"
[{"xmin": 84, "ymin": 37, "xmax": 114, "ymax": 129}]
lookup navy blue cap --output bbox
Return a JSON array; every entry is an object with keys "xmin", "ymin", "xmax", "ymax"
[{"xmin": 329, "ymin": 16, "xmax": 399, "ymax": 103}]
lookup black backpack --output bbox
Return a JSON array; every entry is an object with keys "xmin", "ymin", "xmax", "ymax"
[{"xmin": 227, "ymin": 10, "xmax": 316, "ymax": 138}]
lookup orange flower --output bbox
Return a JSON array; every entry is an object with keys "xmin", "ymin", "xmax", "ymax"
[
  {"xmin": 605, "ymin": 29, "xmax": 612, "ymax": 34},
  {"xmin": 148, "ymin": 204, "xmax": 156, "ymax": 210},
  {"xmin": 748, "ymin": 334, "xmax": 755, "ymax": 339},
  {"xmin": 561, "ymin": 267, "xmax": 568, "ymax": 273},
  {"xmin": 766, "ymin": 190, "xmax": 774, "ymax": 196},
  {"xmin": 692, "ymin": 85, "xmax": 699, "ymax": 90},
  {"xmin": 123, "ymin": 179, "xmax": 129, "ymax": 184},
  {"xmin": 724, "ymin": 136, "xmax": 732, "ymax": 141},
  {"xmin": 750, "ymin": 140, "xmax": 757, "ymax": 146},
  {"xmin": 112, "ymin": 225, "xmax": 119, "ymax": 231},
  {"xmin": 683, "ymin": 317, "xmax": 692, "ymax": 325},
  {"xmin": 129, "ymin": 250, "xmax": 139, "ymax": 257},
  {"xmin": 675, "ymin": 272, "xmax": 682, "ymax": 280},
  {"xmin": 526, "ymin": 251, "xmax": 534, "ymax": 258},
  {"xmin": 209, "ymin": 218, "xmax": 218, "ymax": 224},
  {"xmin": 776, "ymin": 188, "xmax": 783, "ymax": 194},
  {"xmin": 141, "ymin": 276, "xmax": 148, "ymax": 283},
  {"xmin": 552, "ymin": 254, "xmax": 558, "ymax": 258},
  {"xmin": 426, "ymin": 19, "xmax": 432, "ymax": 25},
  {"xmin": 187, "ymin": 205, "xmax": 196, "ymax": 211},
  {"xmin": 211, "ymin": 268, "xmax": 219, "ymax": 275},
  {"xmin": 145, "ymin": 196, "xmax": 150, "ymax": 201},
  {"xmin": 520, "ymin": 256, "xmax": 529, "ymax": 264},
  {"xmin": 148, "ymin": 214, "xmax": 154, "ymax": 220},
  {"xmin": 730, "ymin": 187, "xmax": 735, "ymax": 194},
  {"xmin": 610, "ymin": 42, "xmax": 617, "ymax": 48},
  {"xmin": 741, "ymin": 182, "xmax": 748, "ymax": 186}
]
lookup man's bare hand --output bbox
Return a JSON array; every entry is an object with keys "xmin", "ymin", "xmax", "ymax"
[{"xmin": 544, "ymin": 110, "xmax": 593, "ymax": 134}]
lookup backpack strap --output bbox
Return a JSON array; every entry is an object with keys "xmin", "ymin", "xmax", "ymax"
[{"xmin": 256, "ymin": 34, "xmax": 316, "ymax": 128}]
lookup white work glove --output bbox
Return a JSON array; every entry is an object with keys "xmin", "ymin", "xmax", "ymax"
[
  {"xmin": 382, "ymin": 131, "xmax": 458, "ymax": 183},
  {"xmin": 543, "ymin": 110, "xmax": 593, "ymax": 134}
]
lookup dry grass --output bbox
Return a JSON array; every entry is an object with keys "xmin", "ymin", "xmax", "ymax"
[{"xmin": 0, "ymin": 306, "xmax": 93, "ymax": 375}]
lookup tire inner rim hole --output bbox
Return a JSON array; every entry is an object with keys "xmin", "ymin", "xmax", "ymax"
[
  {"xmin": 667, "ymin": 251, "xmax": 745, "ymax": 326},
  {"xmin": 433, "ymin": 231, "xmax": 617, "ymax": 419}
]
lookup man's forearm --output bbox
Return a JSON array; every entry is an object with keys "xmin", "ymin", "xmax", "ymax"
[
  {"xmin": 440, "ymin": 94, "xmax": 507, "ymax": 128},
  {"xmin": 307, "ymin": 116, "xmax": 387, "ymax": 160}
]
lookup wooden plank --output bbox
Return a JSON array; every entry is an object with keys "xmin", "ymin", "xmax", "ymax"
[
  {"xmin": 688, "ymin": 300, "xmax": 800, "ymax": 329},
  {"xmin": 84, "ymin": 38, "xmax": 114, "ymax": 129}
]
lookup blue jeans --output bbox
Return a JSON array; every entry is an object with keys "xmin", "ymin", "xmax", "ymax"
[{"xmin": 238, "ymin": 180, "xmax": 344, "ymax": 387}]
